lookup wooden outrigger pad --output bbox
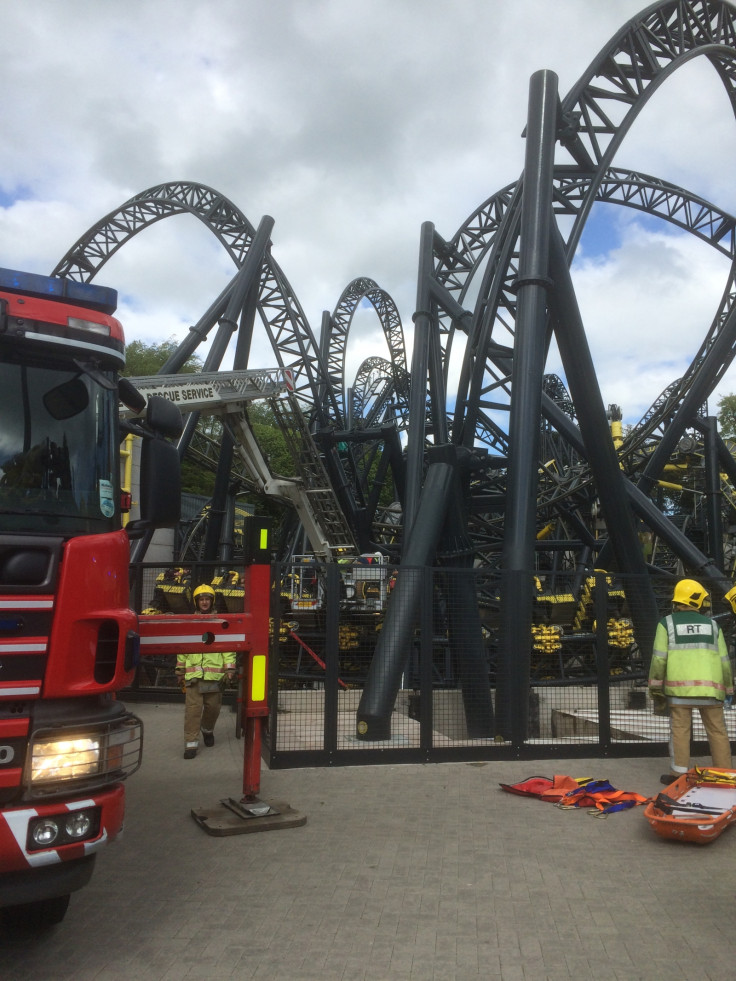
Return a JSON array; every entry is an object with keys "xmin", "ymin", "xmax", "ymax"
[{"xmin": 191, "ymin": 798, "xmax": 307, "ymax": 835}]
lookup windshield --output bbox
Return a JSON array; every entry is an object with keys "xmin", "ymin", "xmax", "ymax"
[{"xmin": 0, "ymin": 356, "xmax": 119, "ymax": 535}]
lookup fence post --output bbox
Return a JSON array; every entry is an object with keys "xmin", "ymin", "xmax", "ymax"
[
  {"xmin": 264, "ymin": 561, "xmax": 281, "ymax": 766},
  {"xmin": 324, "ymin": 562, "xmax": 340, "ymax": 755},
  {"xmin": 419, "ymin": 567, "xmax": 434, "ymax": 752},
  {"xmin": 595, "ymin": 571, "xmax": 611, "ymax": 751}
]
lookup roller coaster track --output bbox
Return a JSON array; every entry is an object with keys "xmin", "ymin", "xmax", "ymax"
[
  {"xmin": 436, "ymin": 167, "xmax": 736, "ymax": 453},
  {"xmin": 351, "ymin": 356, "xmax": 410, "ymax": 430},
  {"xmin": 438, "ymin": 0, "xmax": 736, "ymax": 454},
  {"xmin": 52, "ymin": 0, "xmax": 736, "ymax": 572},
  {"xmin": 51, "ymin": 182, "xmax": 334, "ymax": 422},
  {"xmin": 321, "ymin": 277, "xmax": 408, "ymax": 426}
]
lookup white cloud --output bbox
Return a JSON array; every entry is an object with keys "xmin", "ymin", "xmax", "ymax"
[
  {"xmin": 0, "ymin": 0, "xmax": 733, "ymax": 436},
  {"xmin": 569, "ymin": 219, "xmax": 734, "ymax": 423}
]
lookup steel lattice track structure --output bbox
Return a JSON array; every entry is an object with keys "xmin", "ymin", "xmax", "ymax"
[{"xmin": 54, "ymin": 1, "xmax": 736, "ymax": 597}]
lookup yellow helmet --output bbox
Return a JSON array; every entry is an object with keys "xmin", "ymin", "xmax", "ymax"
[
  {"xmin": 672, "ymin": 578, "xmax": 707, "ymax": 610},
  {"xmin": 193, "ymin": 584, "xmax": 216, "ymax": 601},
  {"xmin": 725, "ymin": 585, "xmax": 736, "ymax": 615}
]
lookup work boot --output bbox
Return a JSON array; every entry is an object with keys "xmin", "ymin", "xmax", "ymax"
[
  {"xmin": 659, "ymin": 773, "xmax": 679, "ymax": 785},
  {"xmin": 184, "ymin": 743, "xmax": 198, "ymax": 759},
  {"xmin": 202, "ymin": 730, "xmax": 215, "ymax": 747}
]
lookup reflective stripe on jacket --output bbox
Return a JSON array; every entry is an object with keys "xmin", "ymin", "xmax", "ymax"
[
  {"xmin": 649, "ymin": 611, "xmax": 733, "ymax": 700},
  {"xmin": 176, "ymin": 651, "xmax": 235, "ymax": 683}
]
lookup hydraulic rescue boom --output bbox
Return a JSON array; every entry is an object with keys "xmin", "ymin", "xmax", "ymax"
[{"xmin": 124, "ymin": 371, "xmax": 356, "ymax": 560}]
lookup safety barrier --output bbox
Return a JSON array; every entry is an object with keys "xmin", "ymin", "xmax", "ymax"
[{"xmin": 127, "ymin": 562, "xmax": 736, "ymax": 768}]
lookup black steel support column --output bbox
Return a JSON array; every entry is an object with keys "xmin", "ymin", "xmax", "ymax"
[
  {"xmin": 202, "ymin": 217, "xmax": 275, "ymax": 560},
  {"xmin": 405, "ymin": 221, "xmax": 435, "ymax": 537},
  {"xmin": 715, "ymin": 431, "xmax": 736, "ymax": 489},
  {"xmin": 159, "ymin": 281, "xmax": 234, "ymax": 374},
  {"xmin": 496, "ymin": 70, "xmax": 559, "ymax": 742},
  {"xmin": 540, "ymin": 391, "xmax": 734, "ymax": 625},
  {"xmin": 419, "ymin": 567, "xmax": 434, "ymax": 751},
  {"xmin": 637, "ymin": 304, "xmax": 736, "ymax": 498},
  {"xmin": 703, "ymin": 416, "xmax": 724, "ymax": 572},
  {"xmin": 356, "ymin": 461, "xmax": 455, "ymax": 739},
  {"xmin": 625, "ymin": 482, "xmax": 733, "ymax": 599},
  {"xmin": 439, "ymin": 449, "xmax": 494, "ymax": 738},
  {"xmin": 217, "ymin": 486, "xmax": 237, "ymax": 562},
  {"xmin": 445, "ymin": 568, "xmax": 495, "ymax": 737},
  {"xmin": 547, "ymin": 222, "xmax": 658, "ymax": 658}
]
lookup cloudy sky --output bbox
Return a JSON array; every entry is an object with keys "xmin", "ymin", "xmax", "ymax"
[{"xmin": 1, "ymin": 0, "xmax": 735, "ymax": 427}]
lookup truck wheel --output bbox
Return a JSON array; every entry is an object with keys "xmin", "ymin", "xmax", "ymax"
[{"xmin": 1, "ymin": 894, "xmax": 70, "ymax": 929}]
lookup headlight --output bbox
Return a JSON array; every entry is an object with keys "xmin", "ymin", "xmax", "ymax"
[
  {"xmin": 28, "ymin": 716, "xmax": 142, "ymax": 797},
  {"xmin": 65, "ymin": 810, "xmax": 94, "ymax": 839},
  {"xmin": 29, "ymin": 817, "xmax": 60, "ymax": 848},
  {"xmin": 27, "ymin": 808, "xmax": 100, "ymax": 851},
  {"xmin": 31, "ymin": 737, "xmax": 100, "ymax": 784}
]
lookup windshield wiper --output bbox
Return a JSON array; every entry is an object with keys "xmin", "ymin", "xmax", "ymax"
[{"xmin": 73, "ymin": 359, "xmax": 117, "ymax": 391}]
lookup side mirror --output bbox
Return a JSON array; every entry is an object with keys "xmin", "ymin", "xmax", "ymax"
[
  {"xmin": 123, "ymin": 392, "xmax": 183, "ymax": 537},
  {"xmin": 146, "ymin": 395, "xmax": 183, "ymax": 440},
  {"xmin": 118, "ymin": 377, "xmax": 146, "ymax": 414},
  {"xmin": 127, "ymin": 437, "xmax": 181, "ymax": 533}
]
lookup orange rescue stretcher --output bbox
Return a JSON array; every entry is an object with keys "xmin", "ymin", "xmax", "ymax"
[{"xmin": 644, "ymin": 767, "xmax": 736, "ymax": 844}]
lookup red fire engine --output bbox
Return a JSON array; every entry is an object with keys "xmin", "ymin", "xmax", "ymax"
[{"xmin": 0, "ymin": 267, "xmax": 181, "ymax": 926}]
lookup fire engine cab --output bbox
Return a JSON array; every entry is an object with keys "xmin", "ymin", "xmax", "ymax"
[{"xmin": 0, "ymin": 267, "xmax": 181, "ymax": 926}]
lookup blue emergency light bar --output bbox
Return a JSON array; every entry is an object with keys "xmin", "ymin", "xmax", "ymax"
[{"xmin": 0, "ymin": 267, "xmax": 118, "ymax": 315}]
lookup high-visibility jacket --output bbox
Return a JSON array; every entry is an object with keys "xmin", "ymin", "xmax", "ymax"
[
  {"xmin": 176, "ymin": 650, "xmax": 235, "ymax": 685},
  {"xmin": 649, "ymin": 611, "xmax": 733, "ymax": 701}
]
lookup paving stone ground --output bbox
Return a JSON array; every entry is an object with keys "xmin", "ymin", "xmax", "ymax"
[{"xmin": 1, "ymin": 701, "xmax": 734, "ymax": 980}]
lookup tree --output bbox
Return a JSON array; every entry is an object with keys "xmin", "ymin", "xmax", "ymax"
[
  {"xmin": 122, "ymin": 338, "xmax": 211, "ymax": 494},
  {"xmin": 122, "ymin": 337, "xmax": 202, "ymax": 377},
  {"xmin": 247, "ymin": 402, "xmax": 295, "ymax": 477},
  {"xmin": 717, "ymin": 394, "xmax": 736, "ymax": 438}
]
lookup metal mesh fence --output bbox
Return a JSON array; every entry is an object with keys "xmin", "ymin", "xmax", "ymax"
[
  {"xmin": 126, "ymin": 561, "xmax": 736, "ymax": 766},
  {"xmin": 265, "ymin": 563, "xmax": 736, "ymax": 766}
]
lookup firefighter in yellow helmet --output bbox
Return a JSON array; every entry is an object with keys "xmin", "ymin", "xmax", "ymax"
[
  {"xmin": 175, "ymin": 584, "xmax": 235, "ymax": 760},
  {"xmin": 649, "ymin": 578, "xmax": 733, "ymax": 785}
]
